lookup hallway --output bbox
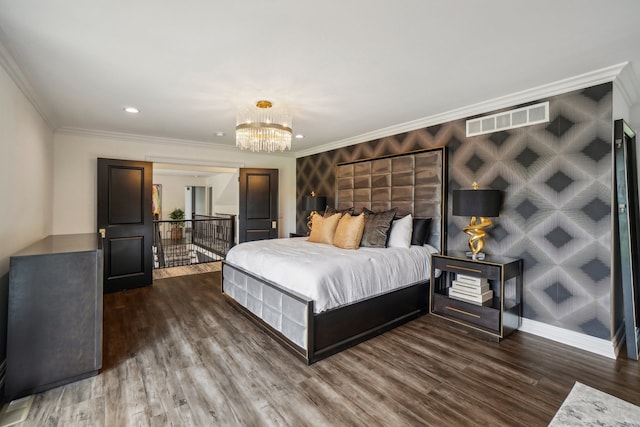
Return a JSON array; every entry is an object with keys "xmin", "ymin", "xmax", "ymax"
[{"xmin": 152, "ymin": 261, "xmax": 221, "ymax": 280}]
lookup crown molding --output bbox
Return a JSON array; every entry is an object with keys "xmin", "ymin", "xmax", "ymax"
[
  {"xmin": 56, "ymin": 127, "xmax": 296, "ymax": 157},
  {"xmin": 614, "ymin": 62, "xmax": 640, "ymax": 108},
  {"xmin": 295, "ymin": 63, "xmax": 629, "ymax": 158},
  {"xmin": 0, "ymin": 29, "xmax": 58, "ymax": 130},
  {"xmin": 57, "ymin": 127, "xmax": 235, "ymax": 150}
]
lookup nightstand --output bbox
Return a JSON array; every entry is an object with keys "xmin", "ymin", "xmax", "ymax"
[
  {"xmin": 289, "ymin": 232, "xmax": 307, "ymax": 238},
  {"xmin": 430, "ymin": 252, "xmax": 522, "ymax": 341}
]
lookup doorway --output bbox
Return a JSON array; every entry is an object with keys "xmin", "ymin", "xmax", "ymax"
[
  {"xmin": 185, "ymin": 185, "xmax": 208, "ymax": 220},
  {"xmin": 152, "ymin": 163, "xmax": 239, "ymax": 221},
  {"xmin": 151, "ymin": 163, "xmax": 240, "ymax": 273}
]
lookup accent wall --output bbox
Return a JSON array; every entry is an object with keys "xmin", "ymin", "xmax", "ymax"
[{"xmin": 296, "ymin": 82, "xmax": 614, "ymax": 340}]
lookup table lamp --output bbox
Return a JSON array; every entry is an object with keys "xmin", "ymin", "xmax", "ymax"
[
  {"xmin": 452, "ymin": 182, "xmax": 502, "ymax": 260},
  {"xmin": 303, "ymin": 192, "xmax": 327, "ymax": 231}
]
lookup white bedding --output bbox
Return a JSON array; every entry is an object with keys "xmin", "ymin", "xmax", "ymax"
[{"xmin": 225, "ymin": 237, "xmax": 438, "ymax": 313}]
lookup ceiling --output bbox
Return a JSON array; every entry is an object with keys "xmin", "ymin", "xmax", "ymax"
[{"xmin": 1, "ymin": 1, "xmax": 640, "ymax": 156}]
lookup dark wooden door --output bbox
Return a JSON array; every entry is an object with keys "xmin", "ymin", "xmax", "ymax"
[
  {"xmin": 239, "ymin": 168, "xmax": 278, "ymax": 243},
  {"xmin": 97, "ymin": 158, "xmax": 153, "ymax": 293}
]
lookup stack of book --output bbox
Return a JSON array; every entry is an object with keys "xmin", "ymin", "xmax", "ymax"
[{"xmin": 448, "ymin": 273, "xmax": 493, "ymax": 306}]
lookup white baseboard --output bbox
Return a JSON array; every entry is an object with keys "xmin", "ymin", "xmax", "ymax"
[
  {"xmin": 519, "ymin": 318, "xmax": 618, "ymax": 359},
  {"xmin": 611, "ymin": 322, "xmax": 627, "ymax": 358}
]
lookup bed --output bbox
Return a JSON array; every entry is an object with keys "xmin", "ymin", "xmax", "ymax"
[{"xmin": 222, "ymin": 147, "xmax": 447, "ymax": 364}]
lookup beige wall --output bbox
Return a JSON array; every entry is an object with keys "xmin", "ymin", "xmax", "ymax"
[
  {"xmin": 0, "ymin": 64, "xmax": 53, "ymax": 275},
  {"xmin": 151, "ymin": 173, "xmax": 210, "ymax": 220},
  {"xmin": 52, "ymin": 132, "xmax": 296, "ymax": 238}
]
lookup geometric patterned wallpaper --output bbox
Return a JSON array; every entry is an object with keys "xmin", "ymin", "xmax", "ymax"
[{"xmin": 297, "ymin": 82, "xmax": 613, "ymax": 340}]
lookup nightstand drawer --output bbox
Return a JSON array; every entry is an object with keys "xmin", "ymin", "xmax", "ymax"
[
  {"xmin": 432, "ymin": 293, "xmax": 500, "ymax": 332},
  {"xmin": 433, "ymin": 257, "xmax": 501, "ymax": 280}
]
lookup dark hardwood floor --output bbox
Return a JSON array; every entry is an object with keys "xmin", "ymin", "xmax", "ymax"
[{"xmin": 17, "ymin": 272, "xmax": 640, "ymax": 426}]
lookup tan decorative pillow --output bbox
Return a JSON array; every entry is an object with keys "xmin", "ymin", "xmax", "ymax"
[
  {"xmin": 333, "ymin": 213, "xmax": 365, "ymax": 249},
  {"xmin": 308, "ymin": 212, "xmax": 341, "ymax": 244}
]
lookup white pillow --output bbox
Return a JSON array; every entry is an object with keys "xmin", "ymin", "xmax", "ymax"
[{"xmin": 387, "ymin": 214, "xmax": 413, "ymax": 248}]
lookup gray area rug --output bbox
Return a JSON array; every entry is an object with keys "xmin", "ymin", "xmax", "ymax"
[{"xmin": 549, "ymin": 382, "xmax": 640, "ymax": 426}]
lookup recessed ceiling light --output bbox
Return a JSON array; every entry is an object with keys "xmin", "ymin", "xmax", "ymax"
[
  {"xmin": 295, "ymin": 134, "xmax": 304, "ymax": 139},
  {"xmin": 123, "ymin": 106, "xmax": 139, "ymax": 114},
  {"xmin": 215, "ymin": 131, "xmax": 225, "ymax": 137}
]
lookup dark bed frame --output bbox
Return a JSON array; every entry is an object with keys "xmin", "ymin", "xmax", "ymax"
[
  {"xmin": 222, "ymin": 146, "xmax": 447, "ymax": 364},
  {"xmin": 222, "ymin": 261, "xmax": 430, "ymax": 364}
]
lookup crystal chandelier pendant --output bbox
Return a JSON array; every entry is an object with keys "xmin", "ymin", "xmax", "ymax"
[{"xmin": 235, "ymin": 100, "xmax": 292, "ymax": 152}]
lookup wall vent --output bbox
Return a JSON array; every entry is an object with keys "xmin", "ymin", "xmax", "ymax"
[{"xmin": 466, "ymin": 101, "xmax": 549, "ymax": 137}]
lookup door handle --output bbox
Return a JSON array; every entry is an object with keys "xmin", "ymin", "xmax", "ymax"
[
  {"xmin": 271, "ymin": 221, "xmax": 277, "ymax": 229},
  {"xmin": 99, "ymin": 228, "xmax": 106, "ymax": 238}
]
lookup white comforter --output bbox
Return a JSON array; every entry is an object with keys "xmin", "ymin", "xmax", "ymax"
[{"xmin": 225, "ymin": 237, "xmax": 438, "ymax": 313}]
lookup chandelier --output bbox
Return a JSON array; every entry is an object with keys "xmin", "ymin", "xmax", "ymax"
[{"xmin": 235, "ymin": 100, "xmax": 292, "ymax": 152}]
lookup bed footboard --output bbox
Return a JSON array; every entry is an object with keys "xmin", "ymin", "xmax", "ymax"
[{"xmin": 222, "ymin": 262, "xmax": 314, "ymax": 362}]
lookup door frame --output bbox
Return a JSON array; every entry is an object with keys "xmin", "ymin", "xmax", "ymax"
[{"xmin": 614, "ymin": 119, "xmax": 640, "ymax": 360}]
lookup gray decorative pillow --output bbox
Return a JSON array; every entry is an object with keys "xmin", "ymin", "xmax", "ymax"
[
  {"xmin": 411, "ymin": 218, "xmax": 433, "ymax": 246},
  {"xmin": 360, "ymin": 208, "xmax": 398, "ymax": 247}
]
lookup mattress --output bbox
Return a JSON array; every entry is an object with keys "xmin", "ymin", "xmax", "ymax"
[{"xmin": 225, "ymin": 237, "xmax": 438, "ymax": 313}]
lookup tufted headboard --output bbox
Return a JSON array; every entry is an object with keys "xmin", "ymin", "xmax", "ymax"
[{"xmin": 335, "ymin": 147, "xmax": 447, "ymax": 252}]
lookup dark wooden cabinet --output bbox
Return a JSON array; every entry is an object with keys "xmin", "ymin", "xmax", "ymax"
[
  {"xmin": 430, "ymin": 252, "xmax": 522, "ymax": 340},
  {"xmin": 7, "ymin": 234, "xmax": 103, "ymax": 399}
]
